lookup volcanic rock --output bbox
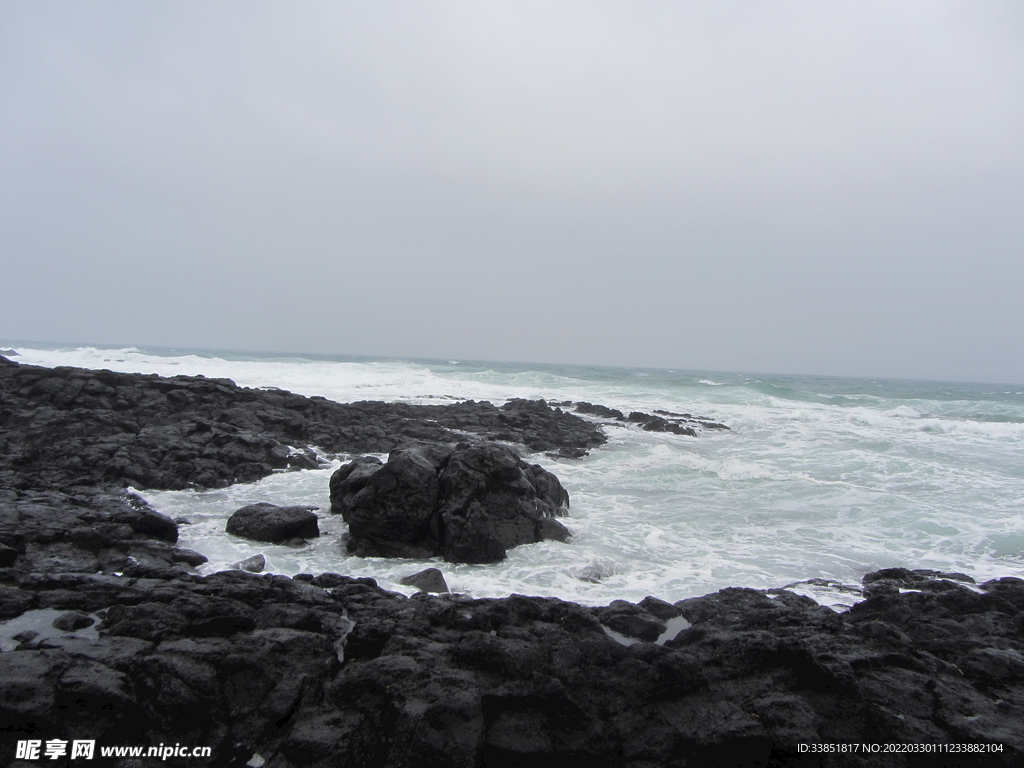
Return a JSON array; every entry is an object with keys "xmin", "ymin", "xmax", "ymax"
[
  {"xmin": 232, "ymin": 554, "xmax": 267, "ymax": 573},
  {"xmin": 331, "ymin": 443, "xmax": 571, "ymax": 563},
  {"xmin": 226, "ymin": 503, "xmax": 320, "ymax": 543},
  {"xmin": 399, "ymin": 567, "xmax": 449, "ymax": 593},
  {"xmin": 0, "ymin": 568, "xmax": 1021, "ymax": 767},
  {"xmin": 52, "ymin": 610, "xmax": 94, "ymax": 631}
]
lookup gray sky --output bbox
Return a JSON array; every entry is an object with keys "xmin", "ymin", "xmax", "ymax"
[{"xmin": 2, "ymin": 1, "xmax": 1022, "ymax": 383}]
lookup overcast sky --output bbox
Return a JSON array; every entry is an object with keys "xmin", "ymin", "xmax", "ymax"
[{"xmin": 1, "ymin": 2, "xmax": 1022, "ymax": 382}]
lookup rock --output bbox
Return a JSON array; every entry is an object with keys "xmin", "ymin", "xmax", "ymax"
[
  {"xmin": 52, "ymin": 611, "xmax": 95, "ymax": 631},
  {"xmin": 596, "ymin": 600, "xmax": 666, "ymax": 641},
  {"xmin": 0, "ymin": 542, "xmax": 16, "ymax": 567},
  {"xmin": 574, "ymin": 401, "xmax": 625, "ymax": 420},
  {"xmin": 232, "ymin": 554, "xmax": 266, "ymax": 573},
  {"xmin": 399, "ymin": 568, "xmax": 449, "ymax": 593},
  {"xmin": 331, "ymin": 443, "xmax": 571, "ymax": 563},
  {"xmin": 226, "ymin": 503, "xmax": 320, "ymax": 543},
  {"xmin": 0, "ymin": 359, "xmax": 606, "ymax": 496},
  {"xmin": 438, "ymin": 444, "xmax": 570, "ymax": 563},
  {"xmin": 337, "ymin": 448, "xmax": 442, "ymax": 557},
  {"xmin": 0, "ymin": 567, "xmax": 1022, "ymax": 766},
  {"xmin": 0, "ymin": 586, "xmax": 37, "ymax": 617},
  {"xmin": 328, "ymin": 456, "xmax": 382, "ymax": 515}
]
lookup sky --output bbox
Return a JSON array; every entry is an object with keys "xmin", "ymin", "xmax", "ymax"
[{"xmin": 1, "ymin": 1, "xmax": 1023, "ymax": 383}]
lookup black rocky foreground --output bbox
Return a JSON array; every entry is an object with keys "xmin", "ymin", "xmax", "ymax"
[
  {"xmin": 1, "ymin": 357, "xmax": 1023, "ymax": 767},
  {"xmin": 1, "ymin": 568, "xmax": 1022, "ymax": 767}
]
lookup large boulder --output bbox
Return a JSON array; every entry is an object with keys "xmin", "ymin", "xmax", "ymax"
[
  {"xmin": 330, "ymin": 443, "xmax": 570, "ymax": 563},
  {"xmin": 225, "ymin": 503, "xmax": 320, "ymax": 543}
]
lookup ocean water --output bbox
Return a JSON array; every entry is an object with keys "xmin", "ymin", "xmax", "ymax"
[{"xmin": 6, "ymin": 342, "xmax": 1024, "ymax": 610}]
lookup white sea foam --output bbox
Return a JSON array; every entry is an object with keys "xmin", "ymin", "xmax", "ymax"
[{"xmin": 11, "ymin": 343, "xmax": 1024, "ymax": 607}]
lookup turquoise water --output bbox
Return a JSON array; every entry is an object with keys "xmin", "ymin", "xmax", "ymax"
[{"xmin": 7, "ymin": 342, "xmax": 1024, "ymax": 609}]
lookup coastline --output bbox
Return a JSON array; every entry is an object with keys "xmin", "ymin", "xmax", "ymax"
[{"xmin": 1, "ymin": 356, "xmax": 1022, "ymax": 766}]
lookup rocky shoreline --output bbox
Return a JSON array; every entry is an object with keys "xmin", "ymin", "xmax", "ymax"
[{"xmin": 1, "ymin": 356, "xmax": 1022, "ymax": 767}]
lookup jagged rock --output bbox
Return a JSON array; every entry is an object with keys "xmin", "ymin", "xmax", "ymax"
[
  {"xmin": 52, "ymin": 611, "xmax": 94, "ymax": 631},
  {"xmin": 0, "ymin": 542, "xmax": 16, "ymax": 567},
  {"xmin": 400, "ymin": 568, "xmax": 449, "ymax": 593},
  {"xmin": 0, "ymin": 360, "xmax": 605, "ymax": 494},
  {"xmin": 596, "ymin": 599, "xmax": 666, "ymax": 641},
  {"xmin": 331, "ymin": 443, "xmax": 571, "ymax": 563},
  {"xmin": 226, "ymin": 503, "xmax": 320, "ymax": 543},
  {"xmin": 232, "ymin": 554, "xmax": 267, "ymax": 573},
  {"xmin": 574, "ymin": 401, "xmax": 625, "ymax": 419},
  {"xmin": 0, "ymin": 568, "xmax": 1021, "ymax": 766}
]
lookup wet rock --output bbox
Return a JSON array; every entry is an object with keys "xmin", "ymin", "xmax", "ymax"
[
  {"xmin": 226, "ymin": 503, "xmax": 320, "ymax": 543},
  {"xmin": 400, "ymin": 568, "xmax": 449, "ymax": 593},
  {"xmin": 574, "ymin": 401, "xmax": 626, "ymax": 419},
  {"xmin": 0, "ymin": 568, "xmax": 1021, "ymax": 766},
  {"xmin": 0, "ymin": 542, "xmax": 17, "ymax": 567},
  {"xmin": 52, "ymin": 611, "xmax": 95, "ymax": 631},
  {"xmin": 0, "ymin": 586, "xmax": 37, "ymax": 618},
  {"xmin": 233, "ymin": 554, "xmax": 267, "ymax": 573},
  {"xmin": 596, "ymin": 600, "xmax": 666, "ymax": 642},
  {"xmin": 332, "ymin": 443, "xmax": 571, "ymax": 563},
  {"xmin": 0, "ymin": 360, "xmax": 606, "ymax": 497}
]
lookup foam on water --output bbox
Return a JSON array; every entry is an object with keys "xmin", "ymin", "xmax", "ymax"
[{"xmin": 8, "ymin": 342, "xmax": 1024, "ymax": 609}]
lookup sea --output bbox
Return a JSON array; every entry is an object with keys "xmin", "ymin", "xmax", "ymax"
[{"xmin": 5, "ymin": 342, "xmax": 1024, "ymax": 611}]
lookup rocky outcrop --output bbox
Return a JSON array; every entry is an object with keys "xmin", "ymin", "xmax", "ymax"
[
  {"xmin": 225, "ymin": 503, "xmax": 320, "ymax": 543},
  {"xmin": 0, "ymin": 358, "xmax": 606, "ymax": 493},
  {"xmin": 0, "ymin": 568, "xmax": 1021, "ymax": 767},
  {"xmin": 0, "ymin": 358, "xmax": 602, "ymax": 579},
  {"xmin": 331, "ymin": 443, "xmax": 571, "ymax": 563},
  {"xmin": 0, "ymin": 487, "xmax": 204, "ymax": 583},
  {"xmin": 399, "ymin": 567, "xmax": 449, "ymax": 593},
  {"xmin": 563, "ymin": 400, "xmax": 731, "ymax": 435}
]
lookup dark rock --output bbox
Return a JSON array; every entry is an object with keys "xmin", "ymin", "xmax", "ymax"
[
  {"xmin": 52, "ymin": 611, "xmax": 95, "ymax": 631},
  {"xmin": 337, "ymin": 448, "xmax": 441, "ymax": 556},
  {"xmin": 638, "ymin": 595, "xmax": 683, "ymax": 621},
  {"xmin": 0, "ymin": 586, "xmax": 37, "ymax": 617},
  {"xmin": 226, "ymin": 503, "xmax": 320, "ymax": 543},
  {"xmin": 328, "ymin": 456, "xmax": 384, "ymax": 517},
  {"xmin": 232, "ymin": 554, "xmax": 267, "ymax": 573},
  {"xmin": 12, "ymin": 629, "xmax": 39, "ymax": 643},
  {"xmin": 332, "ymin": 443, "xmax": 571, "ymax": 563},
  {"xmin": 597, "ymin": 600, "xmax": 666, "ymax": 641},
  {"xmin": 0, "ymin": 567, "xmax": 1022, "ymax": 766},
  {"xmin": 438, "ymin": 444, "xmax": 570, "ymax": 563},
  {"xmin": 0, "ymin": 360, "xmax": 606, "ymax": 499},
  {"xmin": 400, "ymin": 568, "xmax": 449, "ymax": 593},
  {"xmin": 0, "ymin": 542, "xmax": 16, "ymax": 567},
  {"xmin": 574, "ymin": 401, "xmax": 626, "ymax": 420}
]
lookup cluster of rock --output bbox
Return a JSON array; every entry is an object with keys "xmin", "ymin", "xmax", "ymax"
[
  {"xmin": 569, "ymin": 401, "xmax": 731, "ymax": 436},
  {"xmin": 1, "ymin": 567, "xmax": 1021, "ymax": 767},
  {"xmin": 0, "ymin": 356, "xmax": 605, "ymax": 582},
  {"xmin": 5, "ymin": 355, "xmax": 1024, "ymax": 763},
  {"xmin": 0, "ymin": 487, "xmax": 206, "ymax": 579},
  {"xmin": 330, "ymin": 443, "xmax": 570, "ymax": 563},
  {"xmin": 0, "ymin": 357, "xmax": 606, "ymax": 493}
]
